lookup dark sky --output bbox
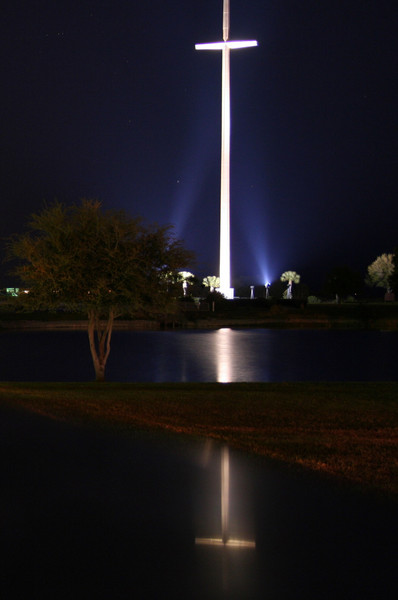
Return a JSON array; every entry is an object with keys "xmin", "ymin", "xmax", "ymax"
[{"xmin": 1, "ymin": 0, "xmax": 397, "ymax": 291}]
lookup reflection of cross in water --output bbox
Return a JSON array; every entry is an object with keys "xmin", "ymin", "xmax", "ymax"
[{"xmin": 196, "ymin": 446, "xmax": 255, "ymax": 548}]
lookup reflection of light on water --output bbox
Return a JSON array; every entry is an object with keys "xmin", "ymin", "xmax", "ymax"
[
  {"xmin": 153, "ymin": 328, "xmax": 271, "ymax": 382},
  {"xmin": 216, "ymin": 328, "xmax": 233, "ymax": 383},
  {"xmin": 214, "ymin": 328, "xmax": 269, "ymax": 382},
  {"xmin": 196, "ymin": 446, "xmax": 255, "ymax": 548}
]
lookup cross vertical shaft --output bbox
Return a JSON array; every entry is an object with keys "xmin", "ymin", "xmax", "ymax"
[
  {"xmin": 223, "ymin": 0, "xmax": 229, "ymax": 41},
  {"xmin": 220, "ymin": 42, "xmax": 231, "ymax": 295},
  {"xmin": 196, "ymin": 0, "xmax": 257, "ymax": 299}
]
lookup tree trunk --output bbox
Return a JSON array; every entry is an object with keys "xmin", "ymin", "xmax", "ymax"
[{"xmin": 87, "ymin": 308, "xmax": 114, "ymax": 382}]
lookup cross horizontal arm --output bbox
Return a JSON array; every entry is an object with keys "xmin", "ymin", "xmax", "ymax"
[
  {"xmin": 195, "ymin": 40, "xmax": 257, "ymax": 51},
  {"xmin": 195, "ymin": 537, "xmax": 256, "ymax": 548}
]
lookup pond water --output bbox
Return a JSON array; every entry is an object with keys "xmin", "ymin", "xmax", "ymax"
[
  {"xmin": 0, "ymin": 328, "xmax": 397, "ymax": 382},
  {"xmin": 1, "ymin": 406, "xmax": 396, "ymax": 599},
  {"xmin": 1, "ymin": 328, "xmax": 396, "ymax": 597}
]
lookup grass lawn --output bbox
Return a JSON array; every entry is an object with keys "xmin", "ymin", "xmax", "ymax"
[{"xmin": 0, "ymin": 381, "xmax": 397, "ymax": 498}]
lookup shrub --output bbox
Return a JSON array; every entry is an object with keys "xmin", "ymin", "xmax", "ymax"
[{"xmin": 307, "ymin": 295, "xmax": 321, "ymax": 304}]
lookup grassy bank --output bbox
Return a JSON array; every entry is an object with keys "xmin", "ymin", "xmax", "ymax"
[
  {"xmin": 0, "ymin": 381, "xmax": 397, "ymax": 498},
  {"xmin": 1, "ymin": 301, "xmax": 397, "ymax": 330}
]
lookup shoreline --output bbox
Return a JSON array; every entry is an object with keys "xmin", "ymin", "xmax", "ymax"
[
  {"xmin": 1, "ymin": 381, "xmax": 397, "ymax": 498},
  {"xmin": 0, "ymin": 301, "xmax": 397, "ymax": 331},
  {"xmin": 0, "ymin": 316, "xmax": 397, "ymax": 331}
]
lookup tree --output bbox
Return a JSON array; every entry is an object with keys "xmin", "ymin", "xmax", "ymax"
[
  {"xmin": 9, "ymin": 200, "xmax": 194, "ymax": 381},
  {"xmin": 280, "ymin": 271, "xmax": 300, "ymax": 299},
  {"xmin": 365, "ymin": 253, "xmax": 394, "ymax": 293},
  {"xmin": 390, "ymin": 249, "xmax": 398, "ymax": 294},
  {"xmin": 177, "ymin": 271, "xmax": 196, "ymax": 296},
  {"xmin": 202, "ymin": 275, "xmax": 220, "ymax": 293},
  {"xmin": 323, "ymin": 265, "xmax": 362, "ymax": 302}
]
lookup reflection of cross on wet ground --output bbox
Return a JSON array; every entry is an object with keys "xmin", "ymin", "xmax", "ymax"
[{"xmin": 195, "ymin": 446, "xmax": 255, "ymax": 548}]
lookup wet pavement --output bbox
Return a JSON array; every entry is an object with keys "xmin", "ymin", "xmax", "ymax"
[{"xmin": 0, "ymin": 404, "xmax": 396, "ymax": 599}]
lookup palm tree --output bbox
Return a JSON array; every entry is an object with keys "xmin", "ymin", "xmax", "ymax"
[
  {"xmin": 280, "ymin": 271, "xmax": 300, "ymax": 299},
  {"xmin": 178, "ymin": 271, "xmax": 196, "ymax": 296},
  {"xmin": 202, "ymin": 275, "xmax": 220, "ymax": 293}
]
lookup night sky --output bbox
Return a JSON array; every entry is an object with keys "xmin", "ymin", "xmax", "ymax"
[{"xmin": 1, "ymin": 0, "xmax": 397, "ymax": 292}]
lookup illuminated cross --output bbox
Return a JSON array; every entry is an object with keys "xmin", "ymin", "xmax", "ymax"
[
  {"xmin": 195, "ymin": 446, "xmax": 255, "ymax": 548},
  {"xmin": 196, "ymin": 0, "xmax": 257, "ymax": 299}
]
